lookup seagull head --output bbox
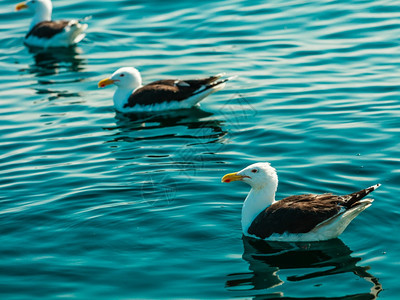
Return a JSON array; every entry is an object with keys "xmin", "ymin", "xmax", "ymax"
[
  {"xmin": 222, "ymin": 162, "xmax": 278, "ymax": 191},
  {"xmin": 98, "ymin": 67, "xmax": 143, "ymax": 90},
  {"xmin": 16, "ymin": 0, "xmax": 52, "ymax": 14}
]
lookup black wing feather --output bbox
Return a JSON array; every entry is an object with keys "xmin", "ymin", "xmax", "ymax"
[
  {"xmin": 124, "ymin": 76, "xmax": 222, "ymax": 108},
  {"xmin": 248, "ymin": 194, "xmax": 342, "ymax": 239},
  {"xmin": 26, "ymin": 20, "xmax": 69, "ymax": 39},
  {"xmin": 247, "ymin": 185, "xmax": 379, "ymax": 239}
]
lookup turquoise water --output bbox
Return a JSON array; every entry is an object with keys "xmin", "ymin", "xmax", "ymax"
[{"xmin": 1, "ymin": 0, "xmax": 400, "ymax": 298}]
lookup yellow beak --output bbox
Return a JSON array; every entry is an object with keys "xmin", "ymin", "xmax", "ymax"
[
  {"xmin": 98, "ymin": 78, "xmax": 115, "ymax": 88},
  {"xmin": 16, "ymin": 2, "xmax": 28, "ymax": 11},
  {"xmin": 221, "ymin": 172, "xmax": 245, "ymax": 183}
]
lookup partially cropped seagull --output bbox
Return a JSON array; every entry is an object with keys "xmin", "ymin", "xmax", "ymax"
[
  {"xmin": 222, "ymin": 162, "xmax": 380, "ymax": 242},
  {"xmin": 98, "ymin": 67, "xmax": 232, "ymax": 113},
  {"xmin": 16, "ymin": 0, "xmax": 88, "ymax": 48}
]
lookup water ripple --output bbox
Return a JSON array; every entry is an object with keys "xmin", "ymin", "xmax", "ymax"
[{"xmin": 1, "ymin": 0, "xmax": 400, "ymax": 298}]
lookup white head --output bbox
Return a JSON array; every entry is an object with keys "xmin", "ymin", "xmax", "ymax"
[
  {"xmin": 222, "ymin": 162, "xmax": 279, "ymax": 234},
  {"xmin": 98, "ymin": 67, "xmax": 143, "ymax": 90},
  {"xmin": 16, "ymin": 0, "xmax": 52, "ymax": 28},
  {"xmin": 222, "ymin": 162, "xmax": 278, "ymax": 191}
]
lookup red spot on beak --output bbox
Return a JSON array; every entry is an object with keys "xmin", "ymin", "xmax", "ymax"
[{"xmin": 224, "ymin": 179, "xmax": 231, "ymax": 183}]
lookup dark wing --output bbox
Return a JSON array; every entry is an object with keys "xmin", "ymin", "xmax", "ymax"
[
  {"xmin": 339, "ymin": 184, "xmax": 380, "ymax": 208},
  {"xmin": 146, "ymin": 75, "xmax": 222, "ymax": 89},
  {"xmin": 247, "ymin": 184, "xmax": 380, "ymax": 239},
  {"xmin": 124, "ymin": 76, "xmax": 223, "ymax": 108},
  {"xmin": 26, "ymin": 20, "xmax": 70, "ymax": 39},
  {"xmin": 247, "ymin": 194, "xmax": 343, "ymax": 239}
]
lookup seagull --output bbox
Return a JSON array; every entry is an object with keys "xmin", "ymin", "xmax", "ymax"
[
  {"xmin": 16, "ymin": 0, "xmax": 88, "ymax": 48},
  {"xmin": 222, "ymin": 162, "xmax": 380, "ymax": 242},
  {"xmin": 98, "ymin": 67, "xmax": 232, "ymax": 113}
]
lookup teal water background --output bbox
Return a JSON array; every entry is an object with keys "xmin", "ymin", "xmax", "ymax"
[{"xmin": 1, "ymin": 0, "xmax": 400, "ymax": 298}]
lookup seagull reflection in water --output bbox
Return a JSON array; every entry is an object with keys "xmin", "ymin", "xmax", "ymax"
[
  {"xmin": 25, "ymin": 46, "xmax": 85, "ymax": 77},
  {"xmin": 106, "ymin": 107, "xmax": 227, "ymax": 145},
  {"xmin": 226, "ymin": 237, "xmax": 382, "ymax": 299},
  {"xmin": 20, "ymin": 46, "xmax": 86, "ymax": 101}
]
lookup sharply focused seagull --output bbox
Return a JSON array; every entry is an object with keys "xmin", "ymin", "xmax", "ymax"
[
  {"xmin": 222, "ymin": 162, "xmax": 380, "ymax": 242},
  {"xmin": 98, "ymin": 67, "xmax": 233, "ymax": 113}
]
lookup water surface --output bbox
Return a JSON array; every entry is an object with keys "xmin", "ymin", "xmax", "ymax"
[{"xmin": 1, "ymin": 0, "xmax": 400, "ymax": 298}]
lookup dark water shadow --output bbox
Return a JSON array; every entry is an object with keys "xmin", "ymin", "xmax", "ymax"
[
  {"xmin": 226, "ymin": 237, "xmax": 382, "ymax": 299},
  {"xmin": 23, "ymin": 46, "xmax": 86, "ymax": 77},
  {"xmin": 20, "ymin": 46, "xmax": 86, "ymax": 101},
  {"xmin": 104, "ymin": 106, "xmax": 228, "ymax": 145}
]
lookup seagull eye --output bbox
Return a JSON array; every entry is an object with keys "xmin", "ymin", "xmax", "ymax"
[
  {"xmin": 120, "ymin": 74, "xmax": 125, "ymax": 77},
  {"xmin": 251, "ymin": 169, "xmax": 258, "ymax": 173}
]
